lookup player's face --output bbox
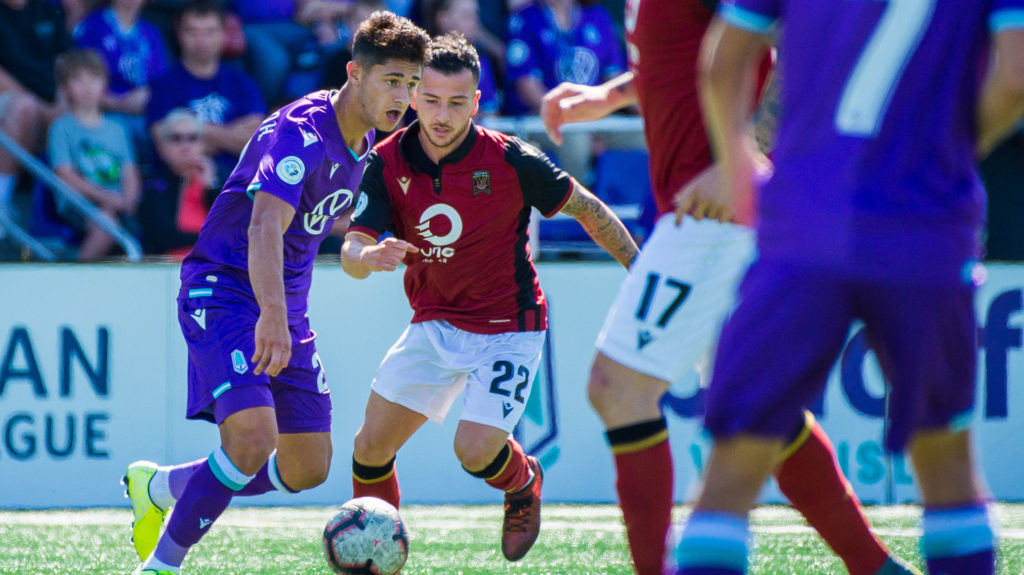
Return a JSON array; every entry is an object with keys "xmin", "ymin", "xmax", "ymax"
[
  {"xmin": 412, "ymin": 67, "xmax": 480, "ymax": 154},
  {"xmin": 354, "ymin": 58, "xmax": 422, "ymax": 132}
]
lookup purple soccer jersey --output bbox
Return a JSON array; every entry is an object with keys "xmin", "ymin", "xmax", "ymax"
[
  {"xmin": 723, "ymin": 0, "xmax": 1024, "ymax": 285},
  {"xmin": 73, "ymin": 8, "xmax": 168, "ymax": 95},
  {"xmin": 181, "ymin": 90, "xmax": 372, "ymax": 322},
  {"xmin": 504, "ymin": 2, "xmax": 626, "ymax": 115}
]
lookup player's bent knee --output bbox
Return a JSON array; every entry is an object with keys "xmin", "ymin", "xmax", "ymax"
[{"xmin": 352, "ymin": 430, "xmax": 397, "ymax": 467}]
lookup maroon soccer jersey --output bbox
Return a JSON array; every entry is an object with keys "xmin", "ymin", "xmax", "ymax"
[
  {"xmin": 348, "ymin": 122, "xmax": 574, "ymax": 334},
  {"xmin": 625, "ymin": 0, "xmax": 714, "ymax": 216}
]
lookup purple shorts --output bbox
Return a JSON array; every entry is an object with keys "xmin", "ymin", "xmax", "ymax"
[
  {"xmin": 178, "ymin": 286, "xmax": 332, "ymax": 434},
  {"xmin": 705, "ymin": 259, "xmax": 977, "ymax": 452}
]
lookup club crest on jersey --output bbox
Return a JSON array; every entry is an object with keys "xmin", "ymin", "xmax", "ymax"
[
  {"xmin": 276, "ymin": 156, "xmax": 305, "ymax": 185},
  {"xmin": 415, "ymin": 203, "xmax": 463, "ymax": 262},
  {"xmin": 472, "ymin": 171, "xmax": 491, "ymax": 196},
  {"xmin": 304, "ymin": 188, "xmax": 354, "ymax": 234}
]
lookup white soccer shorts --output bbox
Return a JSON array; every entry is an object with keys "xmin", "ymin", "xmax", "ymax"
[
  {"xmin": 596, "ymin": 214, "xmax": 756, "ymax": 383},
  {"xmin": 371, "ymin": 320, "xmax": 546, "ymax": 433}
]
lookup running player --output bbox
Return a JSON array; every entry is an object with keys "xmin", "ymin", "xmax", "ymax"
[
  {"xmin": 540, "ymin": 1, "xmax": 917, "ymax": 574},
  {"xmin": 341, "ymin": 32, "xmax": 638, "ymax": 562},
  {"xmin": 674, "ymin": 1, "xmax": 1024, "ymax": 574},
  {"xmin": 121, "ymin": 12, "xmax": 430, "ymax": 574}
]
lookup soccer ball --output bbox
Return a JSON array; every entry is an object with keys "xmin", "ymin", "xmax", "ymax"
[{"xmin": 323, "ymin": 496, "xmax": 409, "ymax": 575}]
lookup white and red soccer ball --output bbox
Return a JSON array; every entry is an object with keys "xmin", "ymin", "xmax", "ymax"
[{"xmin": 323, "ymin": 496, "xmax": 409, "ymax": 575}]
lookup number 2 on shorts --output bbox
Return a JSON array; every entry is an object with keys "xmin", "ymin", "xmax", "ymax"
[{"xmin": 490, "ymin": 360, "xmax": 530, "ymax": 403}]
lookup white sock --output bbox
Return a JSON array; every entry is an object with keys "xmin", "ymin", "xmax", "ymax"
[
  {"xmin": 148, "ymin": 468, "xmax": 175, "ymax": 510},
  {"xmin": 140, "ymin": 555, "xmax": 180, "ymax": 573}
]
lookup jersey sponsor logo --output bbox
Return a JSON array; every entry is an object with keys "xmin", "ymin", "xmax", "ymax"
[
  {"xmin": 416, "ymin": 204, "xmax": 463, "ymax": 262},
  {"xmin": 472, "ymin": 171, "xmax": 491, "ymax": 196},
  {"xmin": 304, "ymin": 188, "xmax": 354, "ymax": 234},
  {"xmin": 397, "ymin": 176, "xmax": 411, "ymax": 194},
  {"xmin": 276, "ymin": 156, "xmax": 305, "ymax": 185},
  {"xmin": 352, "ymin": 191, "xmax": 368, "ymax": 219},
  {"xmin": 558, "ymin": 47, "xmax": 599, "ymax": 84}
]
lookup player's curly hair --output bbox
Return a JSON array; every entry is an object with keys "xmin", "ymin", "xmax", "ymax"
[
  {"xmin": 352, "ymin": 11, "xmax": 431, "ymax": 68},
  {"xmin": 426, "ymin": 32, "xmax": 481, "ymax": 82}
]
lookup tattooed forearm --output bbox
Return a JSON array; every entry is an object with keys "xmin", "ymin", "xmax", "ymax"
[{"xmin": 560, "ymin": 186, "xmax": 639, "ymax": 269}]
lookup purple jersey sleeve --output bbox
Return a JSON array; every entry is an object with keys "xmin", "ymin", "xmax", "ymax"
[{"xmin": 246, "ymin": 123, "xmax": 324, "ymax": 209}]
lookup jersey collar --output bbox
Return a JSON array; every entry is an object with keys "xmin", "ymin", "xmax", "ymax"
[{"xmin": 399, "ymin": 120, "xmax": 480, "ymax": 175}]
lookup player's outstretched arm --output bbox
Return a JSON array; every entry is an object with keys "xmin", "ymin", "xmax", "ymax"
[
  {"xmin": 559, "ymin": 185, "xmax": 639, "ymax": 269},
  {"xmin": 341, "ymin": 232, "xmax": 419, "ymax": 279},
  {"xmin": 540, "ymin": 72, "xmax": 638, "ymax": 146},
  {"xmin": 249, "ymin": 191, "xmax": 296, "ymax": 377},
  {"xmin": 977, "ymin": 28, "xmax": 1024, "ymax": 158}
]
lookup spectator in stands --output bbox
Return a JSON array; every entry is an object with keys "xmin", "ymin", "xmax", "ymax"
[
  {"xmin": 0, "ymin": 0, "xmax": 72, "ymax": 213},
  {"xmin": 233, "ymin": 0, "xmax": 353, "ymax": 108},
  {"xmin": 74, "ymin": 0, "xmax": 169, "ymax": 161},
  {"xmin": 318, "ymin": 0, "xmax": 384, "ymax": 104},
  {"xmin": 505, "ymin": 0, "xmax": 638, "ymax": 183},
  {"xmin": 426, "ymin": 0, "xmax": 502, "ymax": 116},
  {"xmin": 139, "ymin": 108, "xmax": 216, "ymax": 257},
  {"xmin": 147, "ymin": 0, "xmax": 266, "ymax": 185},
  {"xmin": 48, "ymin": 49, "xmax": 141, "ymax": 261}
]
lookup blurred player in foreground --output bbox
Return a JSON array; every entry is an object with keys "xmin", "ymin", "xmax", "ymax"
[
  {"xmin": 541, "ymin": 0, "xmax": 919, "ymax": 573},
  {"xmin": 672, "ymin": 1, "xmax": 1024, "ymax": 574},
  {"xmin": 122, "ymin": 12, "xmax": 430, "ymax": 574},
  {"xmin": 341, "ymin": 32, "xmax": 638, "ymax": 562}
]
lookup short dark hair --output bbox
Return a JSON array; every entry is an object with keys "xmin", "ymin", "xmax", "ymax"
[
  {"xmin": 426, "ymin": 32, "xmax": 480, "ymax": 82},
  {"xmin": 55, "ymin": 49, "xmax": 108, "ymax": 86},
  {"xmin": 176, "ymin": 0, "xmax": 225, "ymax": 27},
  {"xmin": 352, "ymin": 10, "xmax": 431, "ymax": 68}
]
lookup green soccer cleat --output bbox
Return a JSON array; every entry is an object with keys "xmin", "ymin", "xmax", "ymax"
[{"xmin": 122, "ymin": 460, "xmax": 168, "ymax": 561}]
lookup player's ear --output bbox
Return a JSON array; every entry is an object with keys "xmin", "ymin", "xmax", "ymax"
[
  {"xmin": 411, "ymin": 89, "xmax": 419, "ymax": 111},
  {"xmin": 347, "ymin": 60, "xmax": 361, "ymax": 85},
  {"xmin": 472, "ymin": 90, "xmax": 480, "ymax": 116}
]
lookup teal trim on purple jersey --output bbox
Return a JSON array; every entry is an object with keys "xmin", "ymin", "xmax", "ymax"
[
  {"xmin": 991, "ymin": 9, "xmax": 1024, "ymax": 32},
  {"xmin": 719, "ymin": 2, "xmax": 776, "ymax": 34}
]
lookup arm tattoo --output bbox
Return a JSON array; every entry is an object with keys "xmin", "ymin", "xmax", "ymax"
[{"xmin": 560, "ymin": 187, "xmax": 639, "ymax": 269}]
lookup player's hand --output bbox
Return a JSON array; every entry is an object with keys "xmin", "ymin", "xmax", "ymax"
[
  {"xmin": 674, "ymin": 150, "xmax": 771, "ymax": 226},
  {"xmin": 540, "ymin": 82, "xmax": 594, "ymax": 146},
  {"xmin": 363, "ymin": 237, "xmax": 419, "ymax": 272},
  {"xmin": 252, "ymin": 307, "xmax": 291, "ymax": 377}
]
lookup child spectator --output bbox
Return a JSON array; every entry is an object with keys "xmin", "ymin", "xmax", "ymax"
[
  {"xmin": 48, "ymin": 49, "xmax": 141, "ymax": 261},
  {"xmin": 139, "ymin": 108, "xmax": 216, "ymax": 258}
]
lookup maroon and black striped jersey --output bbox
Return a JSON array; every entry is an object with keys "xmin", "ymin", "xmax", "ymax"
[{"xmin": 348, "ymin": 121, "xmax": 574, "ymax": 334}]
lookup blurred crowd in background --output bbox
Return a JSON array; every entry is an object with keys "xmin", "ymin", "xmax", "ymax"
[{"xmin": 0, "ymin": 0, "xmax": 1020, "ymax": 262}]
